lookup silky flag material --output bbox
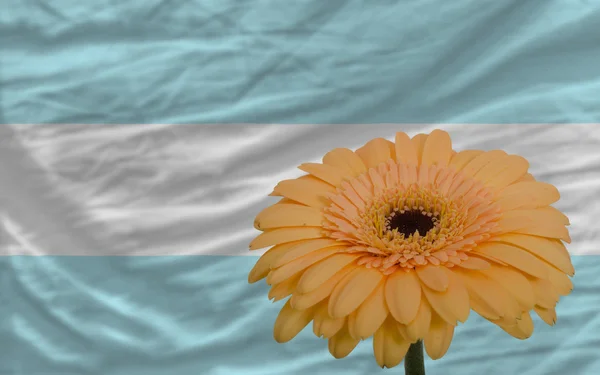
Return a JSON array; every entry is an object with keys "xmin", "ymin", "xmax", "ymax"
[
  {"xmin": 2, "ymin": 1, "xmax": 600, "ymax": 375},
  {"xmin": 1, "ymin": 124, "xmax": 600, "ymax": 375}
]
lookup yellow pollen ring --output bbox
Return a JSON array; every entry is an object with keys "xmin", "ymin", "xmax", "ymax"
[{"xmin": 322, "ymin": 160, "xmax": 501, "ymax": 271}]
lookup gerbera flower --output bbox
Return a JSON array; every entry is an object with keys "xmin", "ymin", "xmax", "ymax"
[{"xmin": 248, "ymin": 129, "xmax": 574, "ymax": 369}]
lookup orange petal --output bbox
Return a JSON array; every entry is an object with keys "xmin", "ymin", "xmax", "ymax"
[
  {"xmin": 416, "ymin": 265, "xmax": 449, "ymax": 292},
  {"xmin": 420, "ymin": 268, "xmax": 469, "ymax": 326},
  {"xmin": 322, "ymin": 148, "xmax": 367, "ymax": 177},
  {"xmin": 273, "ymin": 300, "xmax": 317, "ymax": 343},
  {"xmin": 395, "ymin": 132, "xmax": 418, "ymax": 165},
  {"xmin": 291, "ymin": 264, "xmax": 355, "ymax": 310},
  {"xmin": 328, "ymin": 325, "xmax": 360, "ymax": 359},
  {"xmin": 457, "ymin": 256, "xmax": 491, "ymax": 270},
  {"xmin": 488, "ymin": 233, "xmax": 574, "ymax": 276},
  {"xmin": 385, "ymin": 270, "xmax": 422, "ymax": 324},
  {"xmin": 493, "ymin": 311, "xmax": 534, "ymax": 339},
  {"xmin": 271, "ymin": 176, "xmax": 335, "ymax": 208},
  {"xmin": 534, "ymin": 306, "xmax": 557, "ymax": 326},
  {"xmin": 329, "ymin": 266, "xmax": 384, "ymax": 318},
  {"xmin": 485, "ymin": 155, "xmax": 529, "ymax": 189},
  {"xmin": 313, "ymin": 301, "xmax": 345, "ymax": 338},
  {"xmin": 402, "ymin": 298, "xmax": 432, "ymax": 342},
  {"xmin": 297, "ymin": 253, "xmax": 361, "ymax": 293},
  {"xmin": 461, "ymin": 150, "xmax": 507, "ymax": 178},
  {"xmin": 273, "ymin": 238, "xmax": 341, "ymax": 268},
  {"xmin": 494, "ymin": 181, "xmax": 560, "ymax": 211},
  {"xmin": 421, "ymin": 129, "xmax": 453, "ymax": 167},
  {"xmin": 298, "ymin": 163, "xmax": 349, "ymax": 187},
  {"xmin": 268, "ymin": 247, "xmax": 343, "ymax": 285},
  {"xmin": 457, "ymin": 269, "xmax": 521, "ymax": 321},
  {"xmin": 355, "ymin": 138, "xmax": 395, "ymax": 169},
  {"xmin": 474, "ymin": 242, "xmax": 549, "ymax": 279},
  {"xmin": 373, "ymin": 317, "xmax": 411, "ymax": 368},
  {"xmin": 254, "ymin": 203, "xmax": 324, "ymax": 230},
  {"xmin": 411, "ymin": 133, "xmax": 428, "ymax": 165},
  {"xmin": 353, "ymin": 281, "xmax": 389, "ymax": 339},
  {"xmin": 483, "ymin": 265, "xmax": 535, "ymax": 311},
  {"xmin": 449, "ymin": 150, "xmax": 485, "ymax": 171},
  {"xmin": 268, "ymin": 272, "xmax": 302, "ymax": 301},
  {"xmin": 249, "ymin": 227, "xmax": 325, "ymax": 250},
  {"xmin": 424, "ymin": 313, "xmax": 455, "ymax": 360},
  {"xmin": 248, "ymin": 241, "xmax": 306, "ymax": 283}
]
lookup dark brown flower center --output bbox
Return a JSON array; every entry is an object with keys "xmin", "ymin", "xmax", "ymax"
[{"xmin": 386, "ymin": 210, "xmax": 435, "ymax": 237}]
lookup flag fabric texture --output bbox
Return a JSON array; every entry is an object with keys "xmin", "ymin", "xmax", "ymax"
[{"xmin": 2, "ymin": 2, "xmax": 600, "ymax": 375}]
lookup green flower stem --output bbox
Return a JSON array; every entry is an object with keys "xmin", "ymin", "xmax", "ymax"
[{"xmin": 404, "ymin": 340, "xmax": 426, "ymax": 375}]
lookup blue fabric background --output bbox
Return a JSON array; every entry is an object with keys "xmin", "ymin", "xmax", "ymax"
[{"xmin": 2, "ymin": 0, "xmax": 600, "ymax": 124}]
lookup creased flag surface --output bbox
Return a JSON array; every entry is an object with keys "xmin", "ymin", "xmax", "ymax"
[{"xmin": 2, "ymin": 1, "xmax": 600, "ymax": 375}]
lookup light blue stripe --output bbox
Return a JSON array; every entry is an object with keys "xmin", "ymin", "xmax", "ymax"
[
  {"xmin": 2, "ymin": 255, "xmax": 598, "ymax": 375},
  {"xmin": 2, "ymin": 0, "xmax": 600, "ymax": 124}
]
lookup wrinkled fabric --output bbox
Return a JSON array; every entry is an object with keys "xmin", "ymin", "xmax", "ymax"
[
  {"xmin": 2, "ymin": 124, "xmax": 600, "ymax": 375},
  {"xmin": 1, "ymin": 124, "xmax": 599, "ymax": 257},
  {"xmin": 2, "ymin": 1, "xmax": 600, "ymax": 375},
  {"xmin": 2, "ymin": 1, "xmax": 600, "ymax": 124}
]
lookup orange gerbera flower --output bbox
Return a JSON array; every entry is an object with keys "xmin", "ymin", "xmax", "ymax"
[{"xmin": 248, "ymin": 129, "xmax": 574, "ymax": 369}]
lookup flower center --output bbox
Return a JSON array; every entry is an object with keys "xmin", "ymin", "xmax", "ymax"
[
  {"xmin": 386, "ymin": 210, "xmax": 435, "ymax": 237},
  {"xmin": 322, "ymin": 159, "xmax": 502, "ymax": 274}
]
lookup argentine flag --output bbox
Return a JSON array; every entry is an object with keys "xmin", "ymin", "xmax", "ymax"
[{"xmin": 2, "ymin": 1, "xmax": 600, "ymax": 375}]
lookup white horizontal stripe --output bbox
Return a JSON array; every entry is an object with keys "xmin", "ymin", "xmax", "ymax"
[{"xmin": 1, "ymin": 124, "xmax": 598, "ymax": 256}]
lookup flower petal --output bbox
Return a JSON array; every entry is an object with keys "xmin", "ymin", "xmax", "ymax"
[
  {"xmin": 291, "ymin": 264, "xmax": 355, "ymax": 310},
  {"xmin": 268, "ymin": 273, "xmax": 302, "ymax": 301},
  {"xmin": 249, "ymin": 227, "xmax": 325, "ymax": 250},
  {"xmin": 516, "ymin": 173, "xmax": 536, "ymax": 183},
  {"xmin": 268, "ymin": 246, "xmax": 344, "ymax": 285},
  {"xmin": 401, "ymin": 298, "xmax": 432, "ymax": 342},
  {"xmin": 322, "ymin": 148, "xmax": 367, "ymax": 177},
  {"xmin": 395, "ymin": 132, "xmax": 418, "ymax": 165},
  {"xmin": 424, "ymin": 313, "xmax": 455, "ymax": 360},
  {"xmin": 273, "ymin": 300, "xmax": 317, "ymax": 343},
  {"xmin": 329, "ymin": 266, "xmax": 384, "ymax": 318},
  {"xmin": 485, "ymin": 155, "xmax": 529, "ymax": 189},
  {"xmin": 546, "ymin": 264, "xmax": 573, "ymax": 296},
  {"xmin": 385, "ymin": 270, "xmax": 422, "ymax": 324},
  {"xmin": 411, "ymin": 133, "xmax": 428, "ymax": 165},
  {"xmin": 373, "ymin": 317, "xmax": 411, "ymax": 368},
  {"xmin": 355, "ymin": 138, "xmax": 395, "ymax": 169},
  {"xmin": 297, "ymin": 253, "xmax": 361, "ymax": 293},
  {"xmin": 494, "ymin": 181, "xmax": 560, "ymax": 211},
  {"xmin": 488, "ymin": 233, "xmax": 574, "ymax": 276},
  {"xmin": 457, "ymin": 256, "xmax": 491, "ymax": 270},
  {"xmin": 538, "ymin": 206, "xmax": 570, "ymax": 225},
  {"xmin": 474, "ymin": 242, "xmax": 549, "ymax": 279},
  {"xmin": 420, "ymin": 268, "xmax": 469, "ymax": 326},
  {"xmin": 353, "ymin": 281, "xmax": 389, "ymax": 339},
  {"xmin": 273, "ymin": 238, "xmax": 342, "ymax": 268},
  {"xmin": 421, "ymin": 129, "xmax": 453, "ymax": 167},
  {"xmin": 298, "ymin": 163, "xmax": 349, "ymax": 187},
  {"xmin": 416, "ymin": 265, "xmax": 449, "ymax": 292},
  {"xmin": 534, "ymin": 305, "xmax": 557, "ymax": 326},
  {"xmin": 471, "ymin": 154, "xmax": 511, "ymax": 182},
  {"xmin": 483, "ymin": 265, "xmax": 536, "ymax": 311},
  {"xmin": 248, "ymin": 241, "xmax": 305, "ymax": 283},
  {"xmin": 457, "ymin": 269, "xmax": 521, "ymax": 321},
  {"xmin": 529, "ymin": 277, "xmax": 559, "ymax": 309},
  {"xmin": 494, "ymin": 311, "xmax": 534, "ymax": 339},
  {"xmin": 461, "ymin": 150, "xmax": 508, "ymax": 178},
  {"xmin": 313, "ymin": 301, "xmax": 345, "ymax": 338},
  {"xmin": 254, "ymin": 203, "xmax": 324, "ymax": 230},
  {"xmin": 271, "ymin": 176, "xmax": 335, "ymax": 208},
  {"xmin": 328, "ymin": 325, "xmax": 360, "ymax": 359},
  {"xmin": 497, "ymin": 209, "xmax": 571, "ymax": 243},
  {"xmin": 449, "ymin": 150, "xmax": 485, "ymax": 171}
]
